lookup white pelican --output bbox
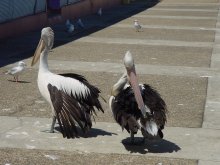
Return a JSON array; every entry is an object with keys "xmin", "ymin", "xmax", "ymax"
[
  {"xmin": 109, "ymin": 51, "xmax": 167, "ymax": 144},
  {"xmin": 5, "ymin": 61, "xmax": 26, "ymax": 82},
  {"xmin": 134, "ymin": 20, "xmax": 142, "ymax": 32},
  {"xmin": 31, "ymin": 27, "xmax": 104, "ymax": 138}
]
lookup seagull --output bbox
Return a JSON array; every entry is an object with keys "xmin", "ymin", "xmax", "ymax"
[
  {"xmin": 76, "ymin": 18, "xmax": 85, "ymax": 29},
  {"xmin": 67, "ymin": 24, "xmax": 74, "ymax": 33},
  {"xmin": 31, "ymin": 27, "xmax": 104, "ymax": 138},
  {"xmin": 97, "ymin": 8, "xmax": 102, "ymax": 16},
  {"xmin": 65, "ymin": 19, "xmax": 71, "ymax": 28},
  {"xmin": 5, "ymin": 61, "xmax": 26, "ymax": 82},
  {"xmin": 109, "ymin": 51, "xmax": 167, "ymax": 144},
  {"xmin": 134, "ymin": 20, "xmax": 142, "ymax": 32},
  {"xmin": 65, "ymin": 19, "xmax": 74, "ymax": 33}
]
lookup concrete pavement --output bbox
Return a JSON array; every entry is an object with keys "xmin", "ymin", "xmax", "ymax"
[
  {"xmin": 0, "ymin": 116, "xmax": 219, "ymax": 162},
  {"xmin": 1, "ymin": 0, "xmax": 220, "ymax": 164}
]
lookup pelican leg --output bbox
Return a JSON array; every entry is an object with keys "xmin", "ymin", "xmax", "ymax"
[
  {"xmin": 41, "ymin": 116, "xmax": 56, "ymax": 133},
  {"xmin": 16, "ymin": 76, "xmax": 18, "ymax": 82},
  {"xmin": 50, "ymin": 116, "xmax": 56, "ymax": 133},
  {"xmin": 130, "ymin": 132, "xmax": 134, "ymax": 144}
]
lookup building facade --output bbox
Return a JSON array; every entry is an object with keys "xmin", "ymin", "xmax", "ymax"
[{"xmin": 0, "ymin": 0, "xmax": 121, "ymax": 39}]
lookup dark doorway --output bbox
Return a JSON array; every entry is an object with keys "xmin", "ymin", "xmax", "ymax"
[{"xmin": 47, "ymin": 0, "xmax": 61, "ymax": 17}]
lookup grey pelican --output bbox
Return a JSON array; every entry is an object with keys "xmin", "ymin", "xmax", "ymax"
[
  {"xmin": 134, "ymin": 20, "xmax": 142, "ymax": 32},
  {"xmin": 5, "ymin": 61, "xmax": 26, "ymax": 82},
  {"xmin": 109, "ymin": 51, "xmax": 167, "ymax": 144},
  {"xmin": 31, "ymin": 27, "xmax": 104, "ymax": 138}
]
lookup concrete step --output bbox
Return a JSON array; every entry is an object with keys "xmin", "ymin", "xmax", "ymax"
[{"xmin": 0, "ymin": 116, "xmax": 219, "ymax": 162}]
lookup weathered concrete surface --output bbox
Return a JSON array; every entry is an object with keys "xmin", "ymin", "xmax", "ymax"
[
  {"xmin": 119, "ymin": 15, "xmax": 217, "ymax": 27},
  {"xmin": 140, "ymin": 9, "xmax": 218, "ymax": 17},
  {"xmin": 203, "ymin": 7, "xmax": 220, "ymax": 130},
  {"xmin": 0, "ymin": 116, "xmax": 219, "ymax": 162},
  {"xmin": 199, "ymin": 160, "xmax": 220, "ymax": 165},
  {"xmin": 89, "ymin": 27, "xmax": 215, "ymax": 42},
  {"xmin": 51, "ymin": 43, "xmax": 212, "ymax": 67},
  {"xmin": 0, "ymin": 67, "xmax": 207, "ymax": 128},
  {"xmin": 0, "ymin": 0, "xmax": 220, "ymax": 164},
  {"xmin": 0, "ymin": 148, "xmax": 198, "ymax": 165}
]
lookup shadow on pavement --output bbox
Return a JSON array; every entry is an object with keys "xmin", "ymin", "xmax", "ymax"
[
  {"xmin": 122, "ymin": 137, "xmax": 181, "ymax": 154},
  {"xmin": 0, "ymin": 0, "xmax": 161, "ymax": 67},
  {"xmin": 54, "ymin": 126, "xmax": 117, "ymax": 138},
  {"xmin": 7, "ymin": 80, "xmax": 31, "ymax": 83},
  {"xmin": 82, "ymin": 128, "xmax": 118, "ymax": 138}
]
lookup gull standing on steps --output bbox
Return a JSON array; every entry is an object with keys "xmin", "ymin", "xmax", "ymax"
[
  {"xmin": 5, "ymin": 61, "xmax": 26, "ymax": 82},
  {"xmin": 109, "ymin": 51, "xmax": 167, "ymax": 144},
  {"xmin": 65, "ymin": 19, "xmax": 74, "ymax": 33},
  {"xmin": 97, "ymin": 8, "xmax": 102, "ymax": 16},
  {"xmin": 76, "ymin": 18, "xmax": 85, "ymax": 29},
  {"xmin": 31, "ymin": 27, "xmax": 104, "ymax": 139},
  {"xmin": 134, "ymin": 20, "xmax": 142, "ymax": 32}
]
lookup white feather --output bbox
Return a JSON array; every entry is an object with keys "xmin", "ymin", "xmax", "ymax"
[
  {"xmin": 134, "ymin": 20, "xmax": 142, "ymax": 32},
  {"xmin": 143, "ymin": 120, "xmax": 158, "ymax": 136},
  {"xmin": 38, "ymin": 71, "xmax": 91, "ymax": 105},
  {"xmin": 5, "ymin": 61, "xmax": 26, "ymax": 76}
]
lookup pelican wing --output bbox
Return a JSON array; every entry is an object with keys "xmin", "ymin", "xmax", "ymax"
[
  {"xmin": 48, "ymin": 84, "xmax": 92, "ymax": 139},
  {"xmin": 59, "ymin": 73, "xmax": 104, "ymax": 113},
  {"xmin": 141, "ymin": 84, "xmax": 167, "ymax": 128},
  {"xmin": 111, "ymin": 86, "xmax": 142, "ymax": 133}
]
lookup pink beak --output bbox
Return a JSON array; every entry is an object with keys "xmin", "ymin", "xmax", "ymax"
[
  {"xmin": 126, "ymin": 66, "xmax": 147, "ymax": 117},
  {"xmin": 124, "ymin": 51, "xmax": 148, "ymax": 118}
]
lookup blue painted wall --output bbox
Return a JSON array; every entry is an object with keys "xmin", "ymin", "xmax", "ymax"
[{"xmin": 0, "ymin": 0, "xmax": 46, "ymax": 23}]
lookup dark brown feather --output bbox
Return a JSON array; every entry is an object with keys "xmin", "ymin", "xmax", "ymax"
[
  {"xmin": 111, "ymin": 84, "xmax": 167, "ymax": 138},
  {"xmin": 59, "ymin": 73, "xmax": 104, "ymax": 113},
  {"xmin": 48, "ymin": 84, "xmax": 93, "ymax": 139},
  {"xmin": 142, "ymin": 84, "xmax": 167, "ymax": 129}
]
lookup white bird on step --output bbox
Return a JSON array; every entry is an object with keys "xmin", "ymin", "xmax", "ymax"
[
  {"xmin": 31, "ymin": 27, "xmax": 104, "ymax": 139},
  {"xmin": 65, "ymin": 19, "xmax": 74, "ymax": 33},
  {"xmin": 109, "ymin": 51, "xmax": 167, "ymax": 144},
  {"xmin": 97, "ymin": 8, "xmax": 102, "ymax": 16},
  {"xmin": 5, "ymin": 61, "xmax": 26, "ymax": 82},
  {"xmin": 134, "ymin": 20, "xmax": 142, "ymax": 32},
  {"xmin": 76, "ymin": 18, "xmax": 85, "ymax": 29}
]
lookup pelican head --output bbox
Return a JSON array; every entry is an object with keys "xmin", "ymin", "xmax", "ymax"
[
  {"xmin": 31, "ymin": 27, "xmax": 54, "ymax": 66},
  {"xmin": 124, "ymin": 51, "xmax": 134, "ymax": 71}
]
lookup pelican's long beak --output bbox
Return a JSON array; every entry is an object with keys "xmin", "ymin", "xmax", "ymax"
[
  {"xmin": 31, "ymin": 39, "xmax": 45, "ymax": 66},
  {"xmin": 124, "ymin": 51, "xmax": 148, "ymax": 118}
]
